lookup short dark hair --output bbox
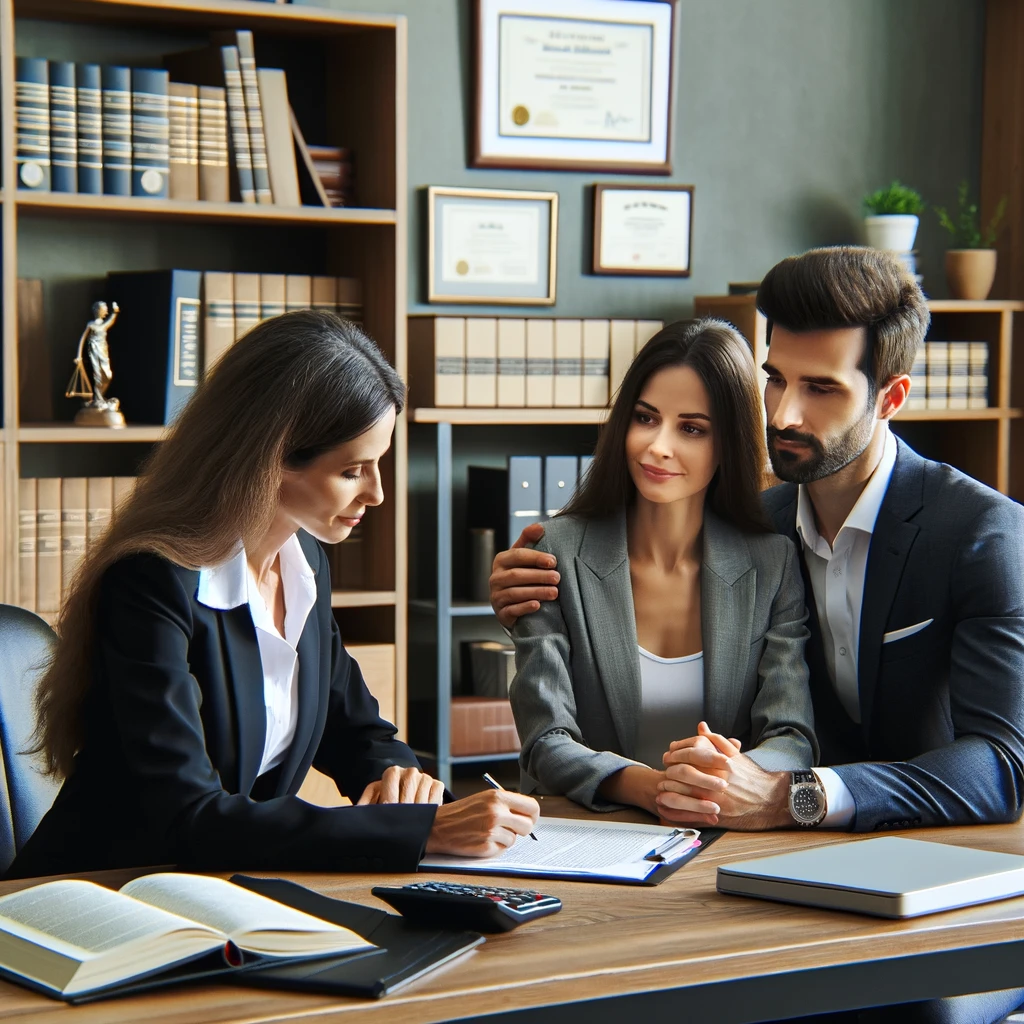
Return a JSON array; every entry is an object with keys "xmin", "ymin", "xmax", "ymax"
[
  {"xmin": 561, "ymin": 318, "xmax": 770, "ymax": 534},
  {"xmin": 756, "ymin": 246, "xmax": 930, "ymax": 390}
]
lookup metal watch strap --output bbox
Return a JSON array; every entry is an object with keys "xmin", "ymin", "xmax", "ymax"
[{"xmin": 791, "ymin": 770, "xmax": 816, "ymax": 786}]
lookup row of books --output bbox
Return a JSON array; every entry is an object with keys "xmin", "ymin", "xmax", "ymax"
[
  {"xmin": 37, "ymin": 270, "xmax": 362, "ymax": 427},
  {"xmin": 15, "ymin": 30, "xmax": 307, "ymax": 205},
  {"xmin": 408, "ymin": 317, "xmax": 664, "ymax": 410},
  {"xmin": 906, "ymin": 342, "xmax": 989, "ymax": 411},
  {"xmin": 16, "ymin": 272, "xmax": 359, "ymax": 425},
  {"xmin": 201, "ymin": 272, "xmax": 363, "ymax": 373},
  {"xmin": 17, "ymin": 477, "xmax": 137, "ymax": 617},
  {"xmin": 468, "ymin": 454, "xmax": 592, "ymax": 553}
]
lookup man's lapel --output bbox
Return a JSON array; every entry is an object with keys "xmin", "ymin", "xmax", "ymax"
[
  {"xmin": 576, "ymin": 513, "xmax": 642, "ymax": 758},
  {"xmin": 856, "ymin": 440, "xmax": 924, "ymax": 736},
  {"xmin": 701, "ymin": 513, "xmax": 755, "ymax": 738},
  {"xmin": 219, "ymin": 605, "xmax": 266, "ymax": 795}
]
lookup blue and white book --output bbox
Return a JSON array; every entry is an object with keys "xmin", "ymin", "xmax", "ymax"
[{"xmin": 105, "ymin": 270, "xmax": 202, "ymax": 425}]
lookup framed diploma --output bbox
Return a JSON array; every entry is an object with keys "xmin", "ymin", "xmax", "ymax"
[
  {"xmin": 472, "ymin": 0, "xmax": 676, "ymax": 172},
  {"xmin": 428, "ymin": 186, "xmax": 558, "ymax": 305},
  {"xmin": 592, "ymin": 183, "xmax": 692, "ymax": 276}
]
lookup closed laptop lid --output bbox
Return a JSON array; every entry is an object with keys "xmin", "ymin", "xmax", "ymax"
[{"xmin": 718, "ymin": 837, "xmax": 1024, "ymax": 898}]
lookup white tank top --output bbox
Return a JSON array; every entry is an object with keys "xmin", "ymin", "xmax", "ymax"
[{"xmin": 633, "ymin": 646, "xmax": 705, "ymax": 770}]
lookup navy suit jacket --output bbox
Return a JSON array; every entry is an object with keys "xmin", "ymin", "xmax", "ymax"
[
  {"xmin": 763, "ymin": 438, "xmax": 1024, "ymax": 830},
  {"xmin": 9, "ymin": 532, "xmax": 436, "ymax": 878}
]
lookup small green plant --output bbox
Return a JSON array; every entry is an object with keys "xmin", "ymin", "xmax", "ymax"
[
  {"xmin": 863, "ymin": 180, "xmax": 925, "ymax": 216},
  {"xmin": 935, "ymin": 181, "xmax": 1007, "ymax": 249}
]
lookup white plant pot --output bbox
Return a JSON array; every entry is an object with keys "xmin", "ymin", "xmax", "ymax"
[{"xmin": 864, "ymin": 214, "xmax": 919, "ymax": 253}]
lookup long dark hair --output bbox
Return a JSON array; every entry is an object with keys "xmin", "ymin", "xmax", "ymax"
[
  {"xmin": 561, "ymin": 317, "xmax": 771, "ymax": 533},
  {"xmin": 33, "ymin": 309, "xmax": 405, "ymax": 779}
]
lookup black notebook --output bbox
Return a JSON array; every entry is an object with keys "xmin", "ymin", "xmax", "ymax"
[{"xmin": 230, "ymin": 875, "xmax": 485, "ymax": 998}]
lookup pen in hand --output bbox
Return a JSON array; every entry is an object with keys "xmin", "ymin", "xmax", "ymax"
[{"xmin": 481, "ymin": 772, "xmax": 538, "ymax": 841}]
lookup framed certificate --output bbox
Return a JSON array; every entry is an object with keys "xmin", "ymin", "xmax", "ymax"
[
  {"xmin": 472, "ymin": 0, "xmax": 676, "ymax": 173},
  {"xmin": 592, "ymin": 183, "xmax": 692, "ymax": 276},
  {"xmin": 428, "ymin": 186, "xmax": 558, "ymax": 305}
]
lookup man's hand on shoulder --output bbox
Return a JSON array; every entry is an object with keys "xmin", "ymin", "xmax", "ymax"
[{"xmin": 489, "ymin": 522, "xmax": 561, "ymax": 631}]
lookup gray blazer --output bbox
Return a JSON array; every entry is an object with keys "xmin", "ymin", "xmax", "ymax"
[{"xmin": 510, "ymin": 510, "xmax": 818, "ymax": 809}]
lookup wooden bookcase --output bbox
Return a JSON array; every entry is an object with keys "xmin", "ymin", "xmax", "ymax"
[
  {"xmin": 0, "ymin": 0, "xmax": 410, "ymax": 736},
  {"xmin": 694, "ymin": 295, "xmax": 1024, "ymax": 501}
]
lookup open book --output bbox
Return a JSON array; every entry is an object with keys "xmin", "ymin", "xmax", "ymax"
[{"xmin": 0, "ymin": 873, "xmax": 374, "ymax": 1000}]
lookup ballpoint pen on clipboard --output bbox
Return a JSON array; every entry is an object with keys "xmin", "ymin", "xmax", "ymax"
[
  {"xmin": 481, "ymin": 773, "xmax": 538, "ymax": 840},
  {"xmin": 643, "ymin": 829, "xmax": 701, "ymax": 863}
]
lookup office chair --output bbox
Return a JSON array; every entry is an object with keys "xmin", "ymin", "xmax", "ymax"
[{"xmin": 0, "ymin": 605, "xmax": 60, "ymax": 874}]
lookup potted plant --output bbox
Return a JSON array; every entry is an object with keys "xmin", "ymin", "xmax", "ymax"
[
  {"xmin": 863, "ymin": 180, "xmax": 925, "ymax": 252},
  {"xmin": 935, "ymin": 181, "xmax": 1008, "ymax": 300}
]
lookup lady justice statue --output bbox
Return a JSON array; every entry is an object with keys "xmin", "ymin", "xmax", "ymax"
[{"xmin": 66, "ymin": 300, "xmax": 125, "ymax": 427}]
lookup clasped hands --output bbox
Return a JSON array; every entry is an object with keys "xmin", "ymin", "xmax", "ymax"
[{"xmin": 655, "ymin": 722, "xmax": 789, "ymax": 831}]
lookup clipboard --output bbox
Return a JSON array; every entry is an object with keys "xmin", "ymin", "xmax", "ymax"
[{"xmin": 419, "ymin": 817, "xmax": 723, "ymax": 886}]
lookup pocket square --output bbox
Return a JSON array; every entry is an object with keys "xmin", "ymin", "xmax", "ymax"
[{"xmin": 882, "ymin": 618, "xmax": 934, "ymax": 644}]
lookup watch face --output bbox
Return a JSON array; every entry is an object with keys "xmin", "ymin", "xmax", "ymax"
[{"xmin": 792, "ymin": 784, "xmax": 824, "ymax": 823}]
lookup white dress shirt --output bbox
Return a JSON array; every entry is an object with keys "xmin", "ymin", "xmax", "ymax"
[
  {"xmin": 197, "ymin": 534, "xmax": 318, "ymax": 777},
  {"xmin": 634, "ymin": 646, "xmax": 704, "ymax": 770},
  {"xmin": 794, "ymin": 428, "xmax": 898, "ymax": 826}
]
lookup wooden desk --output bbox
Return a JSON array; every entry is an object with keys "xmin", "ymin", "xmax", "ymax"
[{"xmin": 1, "ymin": 800, "xmax": 1023, "ymax": 1023}]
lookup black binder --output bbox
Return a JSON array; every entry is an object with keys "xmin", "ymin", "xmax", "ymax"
[{"xmin": 229, "ymin": 875, "xmax": 485, "ymax": 998}]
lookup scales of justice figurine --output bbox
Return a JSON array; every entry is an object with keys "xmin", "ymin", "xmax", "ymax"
[{"xmin": 65, "ymin": 300, "xmax": 125, "ymax": 428}]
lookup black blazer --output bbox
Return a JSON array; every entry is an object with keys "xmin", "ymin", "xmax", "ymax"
[
  {"xmin": 9, "ymin": 532, "xmax": 436, "ymax": 879},
  {"xmin": 763, "ymin": 438, "xmax": 1024, "ymax": 831}
]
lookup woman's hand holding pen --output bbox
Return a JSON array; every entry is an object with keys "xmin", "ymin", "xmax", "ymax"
[
  {"xmin": 425, "ymin": 790, "xmax": 540, "ymax": 858},
  {"xmin": 357, "ymin": 765, "xmax": 446, "ymax": 806}
]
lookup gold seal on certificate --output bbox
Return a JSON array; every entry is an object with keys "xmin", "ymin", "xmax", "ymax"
[
  {"xmin": 499, "ymin": 15, "xmax": 652, "ymax": 143},
  {"xmin": 593, "ymin": 184, "xmax": 694, "ymax": 277},
  {"xmin": 428, "ymin": 186, "xmax": 558, "ymax": 305},
  {"xmin": 473, "ymin": 0, "xmax": 675, "ymax": 173}
]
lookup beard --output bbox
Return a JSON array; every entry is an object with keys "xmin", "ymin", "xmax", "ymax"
[{"xmin": 766, "ymin": 414, "xmax": 874, "ymax": 484}]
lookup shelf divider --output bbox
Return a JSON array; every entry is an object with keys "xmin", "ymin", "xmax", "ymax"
[{"xmin": 16, "ymin": 192, "xmax": 397, "ymax": 227}]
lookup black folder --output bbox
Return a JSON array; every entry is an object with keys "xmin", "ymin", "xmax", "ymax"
[{"xmin": 229, "ymin": 875, "xmax": 485, "ymax": 998}]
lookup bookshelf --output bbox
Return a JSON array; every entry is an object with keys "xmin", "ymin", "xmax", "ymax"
[
  {"xmin": 408, "ymin": 414, "xmax": 602, "ymax": 786},
  {"xmin": 694, "ymin": 295, "xmax": 1024, "ymax": 500},
  {"xmin": 412, "ymin": 408, "xmax": 609, "ymax": 426},
  {"xmin": 0, "ymin": 0, "xmax": 410, "ymax": 735},
  {"xmin": 18, "ymin": 190, "xmax": 399, "ymax": 225}
]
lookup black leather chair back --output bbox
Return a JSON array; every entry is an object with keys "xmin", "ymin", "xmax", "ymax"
[{"xmin": 0, "ymin": 605, "xmax": 60, "ymax": 874}]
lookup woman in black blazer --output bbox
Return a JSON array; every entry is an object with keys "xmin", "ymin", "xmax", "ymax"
[{"xmin": 11, "ymin": 311, "xmax": 537, "ymax": 879}]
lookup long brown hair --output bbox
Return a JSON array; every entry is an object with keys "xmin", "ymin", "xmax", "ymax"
[
  {"xmin": 561, "ymin": 317, "xmax": 770, "ymax": 533},
  {"xmin": 32, "ymin": 310, "xmax": 405, "ymax": 779}
]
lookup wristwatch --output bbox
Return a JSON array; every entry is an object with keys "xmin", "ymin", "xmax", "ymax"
[{"xmin": 789, "ymin": 770, "xmax": 827, "ymax": 827}]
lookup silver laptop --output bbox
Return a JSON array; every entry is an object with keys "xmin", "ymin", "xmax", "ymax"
[{"xmin": 717, "ymin": 836, "xmax": 1024, "ymax": 918}]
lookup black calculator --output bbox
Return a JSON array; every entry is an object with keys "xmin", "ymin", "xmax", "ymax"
[{"xmin": 371, "ymin": 881, "xmax": 562, "ymax": 933}]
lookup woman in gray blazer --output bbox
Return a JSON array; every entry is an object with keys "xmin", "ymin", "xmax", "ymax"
[{"xmin": 510, "ymin": 319, "xmax": 817, "ymax": 824}]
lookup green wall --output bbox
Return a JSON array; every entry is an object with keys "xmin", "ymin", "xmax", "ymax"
[{"xmin": 303, "ymin": 0, "xmax": 985, "ymax": 319}]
